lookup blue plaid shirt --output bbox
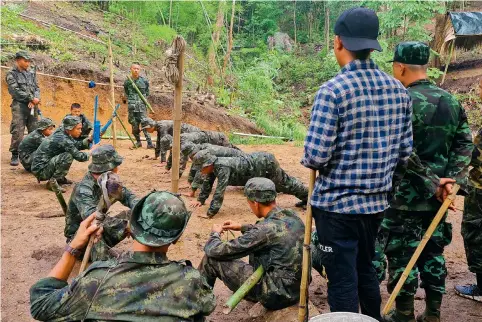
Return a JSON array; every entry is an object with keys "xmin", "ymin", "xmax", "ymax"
[{"xmin": 301, "ymin": 59, "xmax": 413, "ymax": 214}]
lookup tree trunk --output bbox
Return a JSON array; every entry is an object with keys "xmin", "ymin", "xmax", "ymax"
[
  {"xmin": 293, "ymin": 0, "xmax": 297, "ymax": 47},
  {"xmin": 222, "ymin": 0, "xmax": 236, "ymax": 76},
  {"xmin": 324, "ymin": 3, "xmax": 330, "ymax": 51},
  {"xmin": 207, "ymin": 0, "xmax": 225, "ymax": 85}
]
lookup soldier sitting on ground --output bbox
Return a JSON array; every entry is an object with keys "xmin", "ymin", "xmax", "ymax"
[
  {"xmin": 198, "ymin": 178, "xmax": 304, "ymax": 310},
  {"xmin": 190, "ymin": 151, "xmax": 308, "ymax": 218},
  {"xmin": 30, "ymin": 191, "xmax": 216, "ymax": 321},
  {"xmin": 18, "ymin": 117, "xmax": 55, "ymax": 172},
  {"xmin": 64, "ymin": 103, "xmax": 93, "ymax": 141},
  {"xmin": 65, "ymin": 145, "xmax": 138, "ymax": 262},
  {"xmin": 141, "ymin": 116, "xmax": 201, "ymax": 163},
  {"xmin": 31, "ymin": 116, "xmax": 96, "ymax": 192}
]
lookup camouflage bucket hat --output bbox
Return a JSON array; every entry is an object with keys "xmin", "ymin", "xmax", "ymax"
[
  {"xmin": 244, "ymin": 177, "xmax": 277, "ymax": 203},
  {"xmin": 63, "ymin": 115, "xmax": 82, "ymax": 130},
  {"xmin": 193, "ymin": 150, "xmax": 217, "ymax": 168},
  {"xmin": 141, "ymin": 117, "xmax": 156, "ymax": 130},
  {"xmin": 389, "ymin": 41, "xmax": 430, "ymax": 65},
  {"xmin": 130, "ymin": 191, "xmax": 192, "ymax": 247},
  {"xmin": 37, "ymin": 118, "xmax": 55, "ymax": 130},
  {"xmin": 181, "ymin": 142, "xmax": 199, "ymax": 158},
  {"xmin": 15, "ymin": 50, "xmax": 31, "ymax": 60},
  {"xmin": 88, "ymin": 144, "xmax": 124, "ymax": 173},
  {"xmin": 160, "ymin": 135, "xmax": 173, "ymax": 152}
]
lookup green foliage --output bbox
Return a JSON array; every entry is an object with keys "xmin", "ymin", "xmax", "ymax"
[
  {"xmin": 228, "ymin": 134, "xmax": 285, "ymax": 146},
  {"xmin": 427, "ymin": 68, "xmax": 444, "ymax": 81},
  {"xmin": 142, "ymin": 24, "xmax": 177, "ymax": 44}
]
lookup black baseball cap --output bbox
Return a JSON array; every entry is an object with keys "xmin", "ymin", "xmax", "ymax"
[{"xmin": 334, "ymin": 7, "xmax": 382, "ymax": 52}]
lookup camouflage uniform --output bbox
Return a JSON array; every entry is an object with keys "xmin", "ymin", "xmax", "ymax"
[
  {"xmin": 31, "ymin": 116, "xmax": 90, "ymax": 182},
  {"xmin": 195, "ymin": 151, "xmax": 308, "ymax": 217},
  {"xmin": 18, "ymin": 118, "xmax": 55, "ymax": 172},
  {"xmin": 65, "ymin": 146, "xmax": 137, "ymax": 261},
  {"xmin": 382, "ymin": 42, "xmax": 473, "ymax": 322},
  {"xmin": 30, "ymin": 191, "xmax": 215, "ymax": 321},
  {"xmin": 123, "ymin": 76, "xmax": 152, "ymax": 146},
  {"xmin": 6, "ymin": 51, "xmax": 40, "ymax": 158},
  {"xmin": 141, "ymin": 117, "xmax": 200, "ymax": 162},
  {"xmin": 199, "ymin": 178, "xmax": 305, "ymax": 310},
  {"xmin": 63, "ymin": 113, "xmax": 93, "ymax": 141}
]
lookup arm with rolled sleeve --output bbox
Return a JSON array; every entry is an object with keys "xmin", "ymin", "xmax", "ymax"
[{"xmin": 301, "ymin": 87, "xmax": 339, "ymax": 170}]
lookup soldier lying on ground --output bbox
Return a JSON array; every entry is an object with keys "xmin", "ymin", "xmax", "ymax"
[
  {"xmin": 31, "ymin": 116, "xmax": 97, "ymax": 192},
  {"xmin": 18, "ymin": 117, "xmax": 55, "ymax": 172},
  {"xmin": 190, "ymin": 150, "xmax": 308, "ymax": 218},
  {"xmin": 141, "ymin": 116, "xmax": 201, "ymax": 163},
  {"xmin": 64, "ymin": 103, "xmax": 93, "ymax": 141},
  {"xmin": 198, "ymin": 177, "xmax": 304, "ymax": 310},
  {"xmin": 65, "ymin": 145, "xmax": 138, "ymax": 262},
  {"xmin": 30, "ymin": 191, "xmax": 216, "ymax": 321}
]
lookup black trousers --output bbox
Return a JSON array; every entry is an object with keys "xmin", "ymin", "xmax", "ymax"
[{"xmin": 313, "ymin": 207, "xmax": 382, "ymax": 321}]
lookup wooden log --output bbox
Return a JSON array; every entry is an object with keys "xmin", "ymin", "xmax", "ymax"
[
  {"xmin": 224, "ymin": 266, "xmax": 264, "ymax": 314},
  {"xmin": 382, "ymin": 184, "xmax": 460, "ymax": 315}
]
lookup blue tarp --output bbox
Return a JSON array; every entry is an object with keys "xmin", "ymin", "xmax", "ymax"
[{"xmin": 448, "ymin": 12, "xmax": 482, "ymax": 36}]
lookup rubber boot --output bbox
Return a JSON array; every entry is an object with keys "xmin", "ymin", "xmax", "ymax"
[
  {"xmin": 10, "ymin": 153, "xmax": 19, "ymax": 166},
  {"xmin": 133, "ymin": 133, "xmax": 142, "ymax": 148},
  {"xmin": 383, "ymin": 295, "xmax": 415, "ymax": 322},
  {"xmin": 144, "ymin": 129, "xmax": 154, "ymax": 149},
  {"xmin": 416, "ymin": 290, "xmax": 442, "ymax": 322}
]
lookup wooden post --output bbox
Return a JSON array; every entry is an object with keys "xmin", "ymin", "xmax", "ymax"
[
  {"xmin": 382, "ymin": 184, "xmax": 460, "ymax": 315},
  {"xmin": 441, "ymin": 39, "xmax": 455, "ymax": 85},
  {"xmin": 298, "ymin": 169, "xmax": 316, "ymax": 322},
  {"xmin": 171, "ymin": 36, "xmax": 186, "ymax": 193},
  {"xmin": 108, "ymin": 36, "xmax": 117, "ymax": 148}
]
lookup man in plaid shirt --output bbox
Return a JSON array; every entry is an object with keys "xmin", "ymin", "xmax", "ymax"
[{"xmin": 301, "ymin": 8, "xmax": 413, "ymax": 320}]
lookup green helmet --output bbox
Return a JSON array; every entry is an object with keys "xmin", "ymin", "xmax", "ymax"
[
  {"xmin": 192, "ymin": 150, "xmax": 217, "ymax": 168},
  {"xmin": 141, "ymin": 117, "xmax": 156, "ymax": 130},
  {"xmin": 159, "ymin": 134, "xmax": 173, "ymax": 152},
  {"xmin": 62, "ymin": 115, "xmax": 82, "ymax": 130},
  {"xmin": 244, "ymin": 177, "xmax": 277, "ymax": 203},
  {"xmin": 389, "ymin": 41, "xmax": 430, "ymax": 65},
  {"xmin": 130, "ymin": 191, "xmax": 192, "ymax": 247},
  {"xmin": 37, "ymin": 118, "xmax": 55, "ymax": 131},
  {"xmin": 88, "ymin": 145, "xmax": 124, "ymax": 173}
]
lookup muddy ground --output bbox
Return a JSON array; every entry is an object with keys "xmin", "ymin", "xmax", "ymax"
[{"xmin": 1, "ymin": 135, "xmax": 481, "ymax": 321}]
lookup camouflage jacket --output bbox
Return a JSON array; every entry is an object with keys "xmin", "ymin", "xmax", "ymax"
[
  {"xmin": 204, "ymin": 207, "xmax": 304, "ymax": 308},
  {"xmin": 18, "ymin": 129, "xmax": 46, "ymax": 171},
  {"xmin": 63, "ymin": 114, "xmax": 93, "ymax": 140},
  {"xmin": 198, "ymin": 152, "xmax": 278, "ymax": 215},
  {"xmin": 31, "ymin": 130, "xmax": 90, "ymax": 175},
  {"xmin": 30, "ymin": 252, "xmax": 216, "ymax": 322},
  {"xmin": 123, "ymin": 76, "xmax": 149, "ymax": 112},
  {"xmin": 65, "ymin": 172, "xmax": 138, "ymax": 241},
  {"xmin": 6, "ymin": 66, "xmax": 40, "ymax": 105},
  {"xmin": 469, "ymin": 128, "xmax": 482, "ymax": 188},
  {"xmin": 391, "ymin": 80, "xmax": 473, "ymax": 211},
  {"xmin": 154, "ymin": 121, "xmax": 201, "ymax": 158}
]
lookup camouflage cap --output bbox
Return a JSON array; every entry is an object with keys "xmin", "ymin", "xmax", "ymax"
[
  {"xmin": 130, "ymin": 191, "xmax": 192, "ymax": 247},
  {"xmin": 159, "ymin": 134, "xmax": 173, "ymax": 152},
  {"xmin": 192, "ymin": 150, "xmax": 217, "ymax": 168},
  {"xmin": 181, "ymin": 141, "xmax": 200, "ymax": 158},
  {"xmin": 390, "ymin": 41, "xmax": 430, "ymax": 65},
  {"xmin": 37, "ymin": 118, "xmax": 55, "ymax": 130},
  {"xmin": 141, "ymin": 117, "xmax": 156, "ymax": 130},
  {"xmin": 244, "ymin": 177, "xmax": 277, "ymax": 203},
  {"xmin": 15, "ymin": 50, "xmax": 31, "ymax": 60},
  {"xmin": 88, "ymin": 144, "xmax": 124, "ymax": 173},
  {"xmin": 62, "ymin": 115, "xmax": 82, "ymax": 130}
]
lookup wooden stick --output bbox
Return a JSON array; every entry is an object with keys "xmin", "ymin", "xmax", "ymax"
[
  {"xmin": 127, "ymin": 75, "xmax": 154, "ymax": 113},
  {"xmin": 50, "ymin": 179, "xmax": 67, "ymax": 216},
  {"xmin": 108, "ymin": 37, "xmax": 117, "ymax": 148},
  {"xmin": 232, "ymin": 132, "xmax": 291, "ymax": 141},
  {"xmin": 106, "ymin": 99, "xmax": 137, "ymax": 147},
  {"xmin": 79, "ymin": 236, "xmax": 94, "ymax": 273},
  {"xmin": 223, "ymin": 266, "xmax": 264, "ymax": 314},
  {"xmin": 171, "ymin": 36, "xmax": 186, "ymax": 193},
  {"xmin": 441, "ymin": 39, "xmax": 455, "ymax": 85},
  {"xmin": 382, "ymin": 184, "xmax": 460, "ymax": 315},
  {"xmin": 298, "ymin": 169, "xmax": 317, "ymax": 322}
]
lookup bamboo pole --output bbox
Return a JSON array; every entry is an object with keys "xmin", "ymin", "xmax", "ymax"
[
  {"xmin": 107, "ymin": 99, "xmax": 137, "ymax": 147},
  {"xmin": 382, "ymin": 184, "xmax": 460, "ymax": 315},
  {"xmin": 108, "ymin": 37, "xmax": 117, "ymax": 148},
  {"xmin": 51, "ymin": 179, "xmax": 67, "ymax": 216},
  {"xmin": 223, "ymin": 266, "xmax": 264, "ymax": 314},
  {"xmin": 127, "ymin": 75, "xmax": 155, "ymax": 113},
  {"xmin": 298, "ymin": 169, "xmax": 317, "ymax": 322},
  {"xmin": 441, "ymin": 39, "xmax": 455, "ymax": 85},
  {"xmin": 171, "ymin": 36, "xmax": 186, "ymax": 193}
]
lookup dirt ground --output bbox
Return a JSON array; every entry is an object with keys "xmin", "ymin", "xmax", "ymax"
[{"xmin": 1, "ymin": 135, "xmax": 481, "ymax": 321}]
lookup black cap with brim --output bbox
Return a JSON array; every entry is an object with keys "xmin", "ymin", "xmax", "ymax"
[{"xmin": 339, "ymin": 35, "xmax": 382, "ymax": 52}]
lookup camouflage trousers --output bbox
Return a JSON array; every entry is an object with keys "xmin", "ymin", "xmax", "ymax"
[
  {"xmin": 19, "ymin": 152, "xmax": 34, "ymax": 172},
  {"xmin": 381, "ymin": 209, "xmax": 452, "ymax": 296},
  {"xmin": 271, "ymin": 165, "xmax": 308, "ymax": 202},
  {"xmin": 10, "ymin": 102, "xmax": 38, "ymax": 155},
  {"xmin": 128, "ymin": 110, "xmax": 152, "ymax": 145},
  {"xmin": 165, "ymin": 151, "xmax": 188, "ymax": 178},
  {"xmin": 33, "ymin": 152, "xmax": 74, "ymax": 181},
  {"xmin": 462, "ymin": 185, "xmax": 482, "ymax": 274}
]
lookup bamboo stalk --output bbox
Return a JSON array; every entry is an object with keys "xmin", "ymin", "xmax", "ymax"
[
  {"xmin": 382, "ymin": 184, "xmax": 460, "ymax": 315},
  {"xmin": 298, "ymin": 169, "xmax": 317, "ymax": 322},
  {"xmin": 106, "ymin": 99, "xmax": 137, "ymax": 147},
  {"xmin": 441, "ymin": 39, "xmax": 455, "ymax": 85},
  {"xmin": 79, "ymin": 236, "xmax": 95, "ymax": 273},
  {"xmin": 127, "ymin": 75, "xmax": 154, "ymax": 113},
  {"xmin": 223, "ymin": 266, "xmax": 264, "ymax": 314},
  {"xmin": 51, "ymin": 179, "xmax": 67, "ymax": 216},
  {"xmin": 108, "ymin": 37, "xmax": 117, "ymax": 148}
]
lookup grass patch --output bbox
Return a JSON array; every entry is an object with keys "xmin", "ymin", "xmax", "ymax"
[{"xmin": 229, "ymin": 133, "xmax": 286, "ymax": 146}]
